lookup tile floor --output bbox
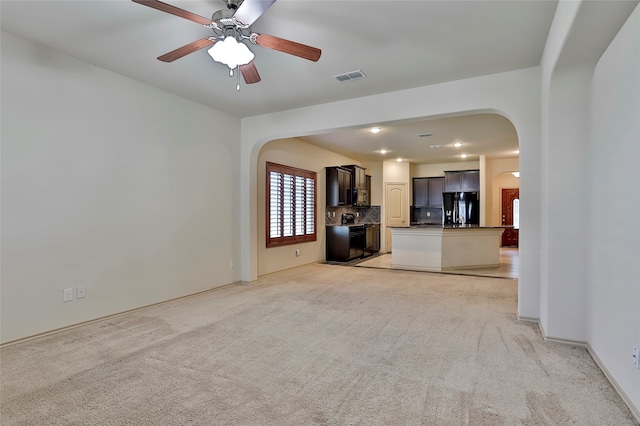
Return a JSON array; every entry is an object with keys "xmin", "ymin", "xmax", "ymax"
[{"xmin": 354, "ymin": 247, "xmax": 519, "ymax": 279}]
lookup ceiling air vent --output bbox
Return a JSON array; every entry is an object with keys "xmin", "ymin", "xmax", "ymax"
[{"xmin": 333, "ymin": 70, "xmax": 367, "ymax": 82}]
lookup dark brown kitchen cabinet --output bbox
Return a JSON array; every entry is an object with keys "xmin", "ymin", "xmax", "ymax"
[
  {"xmin": 428, "ymin": 178, "xmax": 444, "ymax": 206},
  {"xmin": 444, "ymin": 170, "xmax": 479, "ymax": 192},
  {"xmin": 413, "ymin": 178, "xmax": 428, "ymax": 206},
  {"xmin": 444, "ymin": 172, "xmax": 463, "ymax": 192},
  {"xmin": 342, "ymin": 165, "xmax": 367, "ymax": 189},
  {"xmin": 462, "ymin": 170, "xmax": 479, "ymax": 191},
  {"xmin": 413, "ymin": 177, "xmax": 444, "ymax": 207},
  {"xmin": 326, "ymin": 167, "xmax": 352, "ymax": 206},
  {"xmin": 326, "ymin": 225, "xmax": 365, "ymax": 261}
]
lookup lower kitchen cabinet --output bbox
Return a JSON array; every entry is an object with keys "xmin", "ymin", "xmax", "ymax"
[
  {"xmin": 364, "ymin": 224, "xmax": 381, "ymax": 257},
  {"xmin": 326, "ymin": 225, "xmax": 365, "ymax": 261},
  {"xmin": 326, "ymin": 224, "xmax": 379, "ymax": 262}
]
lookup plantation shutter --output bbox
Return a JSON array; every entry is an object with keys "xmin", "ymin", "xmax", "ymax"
[{"xmin": 266, "ymin": 162, "xmax": 317, "ymax": 247}]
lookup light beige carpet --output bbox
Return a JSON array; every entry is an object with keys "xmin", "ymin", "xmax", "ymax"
[{"xmin": 1, "ymin": 264, "xmax": 636, "ymax": 425}]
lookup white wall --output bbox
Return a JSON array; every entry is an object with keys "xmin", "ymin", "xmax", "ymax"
[
  {"xmin": 257, "ymin": 138, "xmax": 357, "ymax": 275},
  {"xmin": 589, "ymin": 3, "xmax": 640, "ymax": 413},
  {"xmin": 486, "ymin": 158, "xmax": 520, "ymax": 226},
  {"xmin": 412, "ymin": 161, "xmax": 481, "ymax": 178},
  {"xmin": 538, "ymin": 0, "xmax": 639, "ymax": 344},
  {"xmin": 1, "ymin": 32, "xmax": 241, "ymax": 343},
  {"xmin": 382, "ymin": 160, "xmax": 411, "ymax": 184}
]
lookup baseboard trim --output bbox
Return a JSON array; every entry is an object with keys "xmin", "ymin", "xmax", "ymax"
[
  {"xmin": 516, "ymin": 314, "xmax": 539, "ymax": 323},
  {"xmin": 587, "ymin": 343, "xmax": 640, "ymax": 423},
  {"xmin": 534, "ymin": 319, "xmax": 587, "ymax": 347},
  {"xmin": 516, "ymin": 317, "xmax": 638, "ymax": 421},
  {"xmin": 0, "ymin": 281, "xmax": 241, "ymax": 348}
]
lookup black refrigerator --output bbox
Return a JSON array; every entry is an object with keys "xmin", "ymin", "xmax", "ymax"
[{"xmin": 443, "ymin": 192, "xmax": 479, "ymax": 225}]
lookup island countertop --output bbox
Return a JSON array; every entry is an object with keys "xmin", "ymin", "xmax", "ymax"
[
  {"xmin": 396, "ymin": 224, "xmax": 508, "ymax": 229},
  {"xmin": 390, "ymin": 226, "xmax": 505, "ymax": 271}
]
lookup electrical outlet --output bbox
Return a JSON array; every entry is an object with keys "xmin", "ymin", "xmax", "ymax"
[
  {"xmin": 633, "ymin": 345, "xmax": 639, "ymax": 369},
  {"xmin": 230, "ymin": 259, "xmax": 235, "ymax": 268},
  {"xmin": 295, "ymin": 249, "xmax": 300, "ymax": 256},
  {"xmin": 63, "ymin": 288, "xmax": 73, "ymax": 302},
  {"xmin": 77, "ymin": 286, "xmax": 86, "ymax": 299}
]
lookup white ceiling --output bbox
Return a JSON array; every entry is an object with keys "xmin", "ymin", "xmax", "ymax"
[
  {"xmin": 297, "ymin": 113, "xmax": 520, "ymax": 165},
  {"xmin": 1, "ymin": 0, "xmax": 558, "ymax": 164}
]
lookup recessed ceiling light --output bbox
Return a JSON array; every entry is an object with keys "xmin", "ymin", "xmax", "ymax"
[
  {"xmin": 379, "ymin": 149, "xmax": 388, "ymax": 154},
  {"xmin": 453, "ymin": 142, "xmax": 463, "ymax": 148},
  {"xmin": 428, "ymin": 145, "xmax": 442, "ymax": 149},
  {"xmin": 369, "ymin": 127, "xmax": 381, "ymax": 134},
  {"xmin": 460, "ymin": 154, "xmax": 468, "ymax": 159},
  {"xmin": 512, "ymin": 171, "xmax": 520, "ymax": 178},
  {"xmin": 396, "ymin": 158, "xmax": 403, "ymax": 162}
]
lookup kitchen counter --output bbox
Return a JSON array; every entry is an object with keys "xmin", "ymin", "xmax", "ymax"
[
  {"xmin": 407, "ymin": 223, "xmax": 506, "ymax": 228},
  {"xmin": 326, "ymin": 222, "xmax": 380, "ymax": 227},
  {"xmin": 390, "ymin": 226, "xmax": 505, "ymax": 272}
]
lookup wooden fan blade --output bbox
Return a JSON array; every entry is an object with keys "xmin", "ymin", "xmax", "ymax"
[
  {"xmin": 158, "ymin": 38, "xmax": 215, "ymax": 62},
  {"xmin": 254, "ymin": 33, "xmax": 321, "ymax": 62},
  {"xmin": 132, "ymin": 0, "xmax": 210, "ymax": 26},
  {"xmin": 234, "ymin": 0, "xmax": 277, "ymax": 26},
  {"xmin": 240, "ymin": 61, "xmax": 261, "ymax": 84}
]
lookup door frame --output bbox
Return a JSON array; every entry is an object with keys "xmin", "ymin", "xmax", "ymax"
[
  {"xmin": 384, "ymin": 182, "xmax": 408, "ymax": 252},
  {"xmin": 501, "ymin": 187, "xmax": 519, "ymax": 247}
]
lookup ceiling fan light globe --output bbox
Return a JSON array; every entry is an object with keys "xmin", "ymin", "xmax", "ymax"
[{"xmin": 208, "ymin": 37, "xmax": 254, "ymax": 69}]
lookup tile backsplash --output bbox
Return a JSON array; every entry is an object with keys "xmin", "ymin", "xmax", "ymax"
[
  {"xmin": 326, "ymin": 206, "xmax": 381, "ymax": 225},
  {"xmin": 411, "ymin": 207, "xmax": 443, "ymax": 224}
]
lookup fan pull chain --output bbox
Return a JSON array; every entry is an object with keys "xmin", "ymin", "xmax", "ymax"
[
  {"xmin": 236, "ymin": 66, "xmax": 241, "ymax": 91},
  {"xmin": 229, "ymin": 68, "xmax": 234, "ymax": 77}
]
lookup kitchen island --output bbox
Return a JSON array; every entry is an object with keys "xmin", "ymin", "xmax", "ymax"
[{"xmin": 390, "ymin": 225, "xmax": 505, "ymax": 272}]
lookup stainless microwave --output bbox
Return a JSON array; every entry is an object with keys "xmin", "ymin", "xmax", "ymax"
[{"xmin": 352, "ymin": 188, "xmax": 369, "ymax": 206}]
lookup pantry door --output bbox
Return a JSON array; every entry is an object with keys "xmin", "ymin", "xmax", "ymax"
[{"xmin": 385, "ymin": 183, "xmax": 408, "ymax": 252}]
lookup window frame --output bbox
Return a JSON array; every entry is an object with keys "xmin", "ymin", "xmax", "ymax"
[{"xmin": 266, "ymin": 162, "xmax": 317, "ymax": 248}]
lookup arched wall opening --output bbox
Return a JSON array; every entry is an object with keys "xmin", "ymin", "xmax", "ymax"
[
  {"xmin": 240, "ymin": 67, "xmax": 541, "ymax": 320},
  {"xmin": 255, "ymin": 113, "xmax": 520, "ymax": 277}
]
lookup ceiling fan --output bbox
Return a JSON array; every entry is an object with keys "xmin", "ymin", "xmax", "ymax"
[{"xmin": 132, "ymin": 0, "xmax": 322, "ymax": 90}]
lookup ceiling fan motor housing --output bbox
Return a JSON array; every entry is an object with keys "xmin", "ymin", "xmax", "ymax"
[
  {"xmin": 210, "ymin": 8, "xmax": 251, "ymax": 42},
  {"xmin": 225, "ymin": 0, "xmax": 242, "ymax": 10}
]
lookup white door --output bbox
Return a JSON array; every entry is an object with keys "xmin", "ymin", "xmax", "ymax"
[{"xmin": 385, "ymin": 183, "xmax": 408, "ymax": 252}]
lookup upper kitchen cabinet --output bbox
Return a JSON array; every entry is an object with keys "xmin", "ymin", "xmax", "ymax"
[
  {"xmin": 413, "ymin": 177, "xmax": 444, "ymax": 207},
  {"xmin": 462, "ymin": 170, "xmax": 479, "ymax": 191},
  {"xmin": 444, "ymin": 171, "xmax": 462, "ymax": 191},
  {"xmin": 342, "ymin": 165, "xmax": 367, "ymax": 189},
  {"xmin": 428, "ymin": 177, "xmax": 444, "ymax": 206},
  {"xmin": 326, "ymin": 166, "xmax": 352, "ymax": 206},
  {"xmin": 444, "ymin": 170, "xmax": 480, "ymax": 192}
]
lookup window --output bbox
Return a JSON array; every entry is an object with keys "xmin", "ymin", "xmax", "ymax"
[
  {"xmin": 266, "ymin": 162, "xmax": 317, "ymax": 248},
  {"xmin": 513, "ymin": 198, "xmax": 520, "ymax": 229}
]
